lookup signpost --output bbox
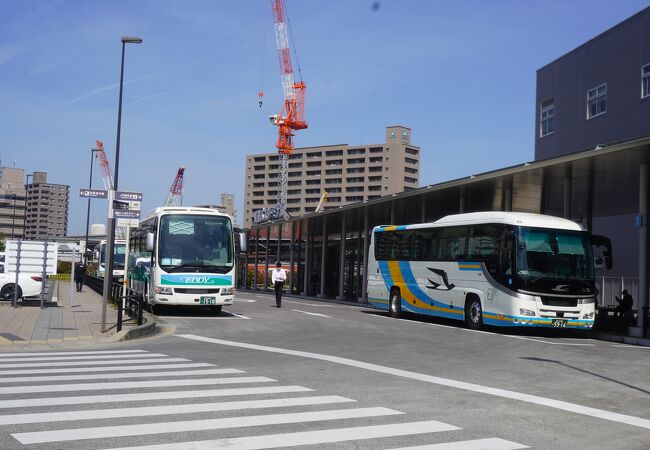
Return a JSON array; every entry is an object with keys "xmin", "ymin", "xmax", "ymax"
[{"xmin": 79, "ymin": 189, "xmax": 108, "ymax": 199}]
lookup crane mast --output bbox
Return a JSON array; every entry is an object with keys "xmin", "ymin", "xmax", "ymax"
[
  {"xmin": 165, "ymin": 166, "xmax": 185, "ymax": 207},
  {"xmin": 94, "ymin": 141, "xmax": 114, "ymax": 191},
  {"xmin": 270, "ymin": 0, "xmax": 307, "ymax": 219}
]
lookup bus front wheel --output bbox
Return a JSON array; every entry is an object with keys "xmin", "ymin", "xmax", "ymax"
[
  {"xmin": 389, "ymin": 289, "xmax": 402, "ymax": 318},
  {"xmin": 465, "ymin": 296, "xmax": 483, "ymax": 330}
]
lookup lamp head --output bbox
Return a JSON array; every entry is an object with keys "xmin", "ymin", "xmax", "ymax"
[{"xmin": 121, "ymin": 36, "xmax": 143, "ymax": 44}]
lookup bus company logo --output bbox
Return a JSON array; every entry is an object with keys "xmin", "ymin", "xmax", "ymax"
[
  {"xmin": 181, "ymin": 276, "xmax": 214, "ymax": 284},
  {"xmin": 425, "ymin": 267, "xmax": 456, "ymax": 291},
  {"xmin": 551, "ymin": 284, "xmax": 570, "ymax": 292}
]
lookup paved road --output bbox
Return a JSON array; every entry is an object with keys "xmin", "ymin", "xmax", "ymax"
[{"xmin": 0, "ymin": 291, "xmax": 648, "ymax": 448}]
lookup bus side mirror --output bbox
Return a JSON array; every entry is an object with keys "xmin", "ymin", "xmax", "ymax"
[
  {"xmin": 591, "ymin": 234, "xmax": 613, "ymax": 270},
  {"xmin": 146, "ymin": 232, "xmax": 155, "ymax": 252},
  {"xmin": 238, "ymin": 232, "xmax": 247, "ymax": 253},
  {"xmin": 94, "ymin": 250, "xmax": 99, "ymax": 260}
]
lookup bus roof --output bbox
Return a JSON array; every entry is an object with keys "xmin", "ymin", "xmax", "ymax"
[
  {"xmin": 375, "ymin": 211, "xmax": 584, "ymax": 232},
  {"xmin": 140, "ymin": 206, "xmax": 232, "ymax": 223}
]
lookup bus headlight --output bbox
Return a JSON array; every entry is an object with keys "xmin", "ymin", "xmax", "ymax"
[
  {"xmin": 154, "ymin": 286, "xmax": 173, "ymax": 295},
  {"xmin": 221, "ymin": 287, "xmax": 235, "ymax": 295},
  {"xmin": 519, "ymin": 308, "xmax": 535, "ymax": 317},
  {"xmin": 582, "ymin": 312, "xmax": 594, "ymax": 320}
]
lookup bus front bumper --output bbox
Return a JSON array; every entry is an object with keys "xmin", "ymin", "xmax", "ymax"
[{"xmin": 152, "ymin": 287, "xmax": 235, "ymax": 307}]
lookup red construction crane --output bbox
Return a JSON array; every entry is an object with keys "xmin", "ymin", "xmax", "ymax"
[
  {"xmin": 270, "ymin": 0, "xmax": 307, "ymax": 219},
  {"xmin": 94, "ymin": 141, "xmax": 114, "ymax": 190},
  {"xmin": 165, "ymin": 166, "xmax": 185, "ymax": 207}
]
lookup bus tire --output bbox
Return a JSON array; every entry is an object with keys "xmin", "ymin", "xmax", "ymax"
[
  {"xmin": 465, "ymin": 295, "xmax": 483, "ymax": 330},
  {"xmin": 389, "ymin": 289, "xmax": 402, "ymax": 318},
  {"xmin": 210, "ymin": 305, "xmax": 223, "ymax": 315}
]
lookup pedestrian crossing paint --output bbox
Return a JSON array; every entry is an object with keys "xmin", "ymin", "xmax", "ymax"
[
  {"xmin": 0, "ymin": 362, "xmax": 214, "ymax": 376},
  {"xmin": 0, "ymin": 395, "xmax": 355, "ymax": 425},
  {"xmin": 0, "ymin": 368, "xmax": 243, "ymax": 383},
  {"xmin": 0, "ymin": 376, "xmax": 275, "ymax": 395},
  {"xmin": 0, "ymin": 348, "xmax": 527, "ymax": 449},
  {"xmin": 13, "ymin": 407, "xmax": 404, "ymax": 444},
  {"xmin": 0, "ymin": 349, "xmax": 147, "ymax": 357},
  {"xmin": 105, "ymin": 420, "xmax": 461, "ymax": 450},
  {"xmin": 0, "ymin": 357, "xmax": 189, "ymax": 368}
]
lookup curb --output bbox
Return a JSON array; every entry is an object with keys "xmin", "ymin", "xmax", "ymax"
[
  {"xmin": 593, "ymin": 332, "xmax": 650, "ymax": 347},
  {"xmin": 104, "ymin": 312, "xmax": 156, "ymax": 342}
]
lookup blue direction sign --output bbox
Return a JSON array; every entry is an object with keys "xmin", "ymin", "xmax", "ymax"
[
  {"xmin": 79, "ymin": 189, "xmax": 108, "ymax": 199},
  {"xmin": 115, "ymin": 191, "xmax": 143, "ymax": 201}
]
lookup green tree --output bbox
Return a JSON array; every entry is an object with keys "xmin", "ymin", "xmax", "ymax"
[{"xmin": 0, "ymin": 232, "xmax": 5, "ymax": 252}]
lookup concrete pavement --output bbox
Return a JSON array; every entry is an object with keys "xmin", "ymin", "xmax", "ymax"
[{"xmin": 0, "ymin": 280, "xmax": 130, "ymax": 347}]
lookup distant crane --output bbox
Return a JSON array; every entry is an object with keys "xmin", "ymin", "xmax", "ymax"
[
  {"xmin": 269, "ymin": 0, "xmax": 307, "ymax": 219},
  {"xmin": 94, "ymin": 141, "xmax": 114, "ymax": 190},
  {"xmin": 165, "ymin": 166, "xmax": 185, "ymax": 207}
]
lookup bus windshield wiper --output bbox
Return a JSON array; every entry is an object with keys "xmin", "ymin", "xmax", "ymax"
[{"xmin": 164, "ymin": 264, "xmax": 231, "ymax": 273}]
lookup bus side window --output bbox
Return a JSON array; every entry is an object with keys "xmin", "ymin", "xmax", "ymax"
[{"xmin": 438, "ymin": 227, "xmax": 467, "ymax": 261}]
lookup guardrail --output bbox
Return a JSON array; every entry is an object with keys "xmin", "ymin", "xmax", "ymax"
[{"xmin": 84, "ymin": 275, "xmax": 144, "ymax": 332}]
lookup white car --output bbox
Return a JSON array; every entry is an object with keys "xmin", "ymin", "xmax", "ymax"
[{"xmin": 0, "ymin": 273, "xmax": 43, "ymax": 300}]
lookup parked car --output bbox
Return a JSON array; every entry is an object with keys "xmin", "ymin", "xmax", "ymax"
[{"xmin": 0, "ymin": 273, "xmax": 43, "ymax": 300}]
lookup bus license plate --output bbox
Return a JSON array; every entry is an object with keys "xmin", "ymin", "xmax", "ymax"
[
  {"xmin": 200, "ymin": 297, "xmax": 216, "ymax": 305},
  {"xmin": 552, "ymin": 319, "xmax": 567, "ymax": 328}
]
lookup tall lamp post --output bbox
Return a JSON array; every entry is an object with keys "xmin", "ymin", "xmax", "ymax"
[
  {"xmin": 101, "ymin": 36, "xmax": 142, "ymax": 333},
  {"xmin": 23, "ymin": 174, "xmax": 33, "ymax": 240},
  {"xmin": 84, "ymin": 147, "xmax": 102, "ymax": 264}
]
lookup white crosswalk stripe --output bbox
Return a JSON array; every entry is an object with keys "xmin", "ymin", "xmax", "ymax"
[{"xmin": 0, "ymin": 349, "xmax": 528, "ymax": 449}]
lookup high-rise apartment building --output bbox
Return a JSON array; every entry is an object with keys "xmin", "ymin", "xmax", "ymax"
[
  {"xmin": 25, "ymin": 171, "xmax": 69, "ymax": 240},
  {"xmin": 0, "ymin": 167, "xmax": 26, "ymax": 240},
  {"xmin": 243, "ymin": 126, "xmax": 419, "ymax": 227},
  {"xmin": 220, "ymin": 193, "xmax": 237, "ymax": 225}
]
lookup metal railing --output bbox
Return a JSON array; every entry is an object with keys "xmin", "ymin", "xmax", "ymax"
[
  {"xmin": 85, "ymin": 275, "xmax": 144, "ymax": 332},
  {"xmin": 596, "ymin": 276, "xmax": 639, "ymax": 308}
]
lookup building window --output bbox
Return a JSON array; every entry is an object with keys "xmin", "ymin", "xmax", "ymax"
[
  {"xmin": 587, "ymin": 84, "xmax": 607, "ymax": 119},
  {"xmin": 643, "ymin": 64, "xmax": 650, "ymax": 99},
  {"xmin": 539, "ymin": 97, "xmax": 554, "ymax": 137}
]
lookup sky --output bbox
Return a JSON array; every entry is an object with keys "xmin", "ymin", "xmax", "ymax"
[{"xmin": 1, "ymin": 0, "xmax": 648, "ymax": 234}]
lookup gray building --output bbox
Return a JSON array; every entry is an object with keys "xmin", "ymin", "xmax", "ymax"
[
  {"xmin": 0, "ymin": 167, "xmax": 26, "ymax": 240},
  {"xmin": 535, "ymin": 6, "xmax": 650, "ymax": 160},
  {"xmin": 25, "ymin": 171, "xmax": 69, "ymax": 240},
  {"xmin": 243, "ymin": 126, "xmax": 420, "ymax": 228}
]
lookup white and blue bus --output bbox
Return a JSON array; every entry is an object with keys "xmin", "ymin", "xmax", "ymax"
[
  {"xmin": 93, "ymin": 239, "xmax": 127, "ymax": 281},
  {"xmin": 129, "ymin": 207, "xmax": 245, "ymax": 314},
  {"xmin": 367, "ymin": 212, "xmax": 611, "ymax": 330}
]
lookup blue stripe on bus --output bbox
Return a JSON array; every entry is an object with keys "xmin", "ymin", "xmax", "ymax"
[
  {"xmin": 397, "ymin": 260, "xmax": 463, "ymax": 312},
  {"xmin": 377, "ymin": 260, "xmax": 394, "ymax": 292}
]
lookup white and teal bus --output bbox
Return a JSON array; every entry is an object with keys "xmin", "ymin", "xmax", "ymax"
[
  {"xmin": 93, "ymin": 239, "xmax": 127, "ymax": 281},
  {"xmin": 367, "ymin": 212, "xmax": 611, "ymax": 330},
  {"xmin": 129, "ymin": 207, "xmax": 245, "ymax": 314}
]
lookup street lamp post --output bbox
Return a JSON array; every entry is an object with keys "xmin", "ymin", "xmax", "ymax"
[
  {"xmin": 23, "ymin": 174, "xmax": 33, "ymax": 240},
  {"xmin": 101, "ymin": 36, "xmax": 142, "ymax": 333},
  {"xmin": 84, "ymin": 148, "xmax": 101, "ymax": 264}
]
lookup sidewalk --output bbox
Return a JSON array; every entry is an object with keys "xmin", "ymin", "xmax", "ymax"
[{"xmin": 0, "ymin": 281, "xmax": 120, "ymax": 346}]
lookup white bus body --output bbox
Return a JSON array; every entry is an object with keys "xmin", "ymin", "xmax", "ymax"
[
  {"xmin": 129, "ymin": 207, "xmax": 237, "ymax": 312},
  {"xmin": 367, "ymin": 212, "xmax": 599, "ymax": 330},
  {"xmin": 94, "ymin": 239, "xmax": 127, "ymax": 281}
]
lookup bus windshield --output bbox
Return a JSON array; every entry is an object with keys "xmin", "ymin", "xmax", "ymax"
[
  {"xmin": 515, "ymin": 227, "xmax": 594, "ymax": 281},
  {"xmin": 158, "ymin": 214, "xmax": 233, "ymax": 273},
  {"xmin": 100, "ymin": 243, "xmax": 126, "ymax": 269}
]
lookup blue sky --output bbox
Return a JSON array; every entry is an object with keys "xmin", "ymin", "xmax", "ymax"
[{"xmin": 1, "ymin": 0, "xmax": 648, "ymax": 233}]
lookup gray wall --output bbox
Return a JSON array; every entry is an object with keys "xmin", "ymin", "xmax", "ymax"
[{"xmin": 535, "ymin": 7, "xmax": 650, "ymax": 160}]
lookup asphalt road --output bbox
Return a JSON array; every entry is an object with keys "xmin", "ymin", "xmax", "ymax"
[{"xmin": 0, "ymin": 291, "xmax": 648, "ymax": 449}]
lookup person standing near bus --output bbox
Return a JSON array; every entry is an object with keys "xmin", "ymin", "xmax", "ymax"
[{"xmin": 271, "ymin": 261, "xmax": 287, "ymax": 308}]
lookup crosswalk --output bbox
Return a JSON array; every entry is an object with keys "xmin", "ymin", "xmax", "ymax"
[{"xmin": 0, "ymin": 349, "xmax": 528, "ymax": 449}]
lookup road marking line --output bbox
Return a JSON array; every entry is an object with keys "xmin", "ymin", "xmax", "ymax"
[
  {"xmin": 105, "ymin": 420, "xmax": 460, "ymax": 450},
  {"xmin": 611, "ymin": 344, "xmax": 650, "ymax": 349},
  {"xmin": 369, "ymin": 314, "xmax": 595, "ymax": 345},
  {"xmin": 0, "ymin": 395, "xmax": 355, "ymax": 425},
  {"xmin": 0, "ymin": 357, "xmax": 189, "ymax": 369},
  {"xmin": 286, "ymin": 300, "xmax": 354, "ymax": 308},
  {"xmin": 0, "ymin": 353, "xmax": 169, "ymax": 363},
  {"xmin": 501, "ymin": 335, "xmax": 595, "ymax": 346},
  {"xmin": 177, "ymin": 334, "xmax": 650, "ymax": 431},
  {"xmin": 390, "ymin": 438, "xmax": 528, "ymax": 449},
  {"xmin": 0, "ymin": 385, "xmax": 312, "ymax": 409},
  {"xmin": 0, "ymin": 362, "xmax": 215, "ymax": 376},
  {"xmin": 13, "ymin": 407, "xmax": 403, "ymax": 444},
  {"xmin": 236, "ymin": 299, "xmax": 257, "ymax": 303},
  {"xmin": 292, "ymin": 309, "xmax": 331, "ymax": 318},
  {"xmin": 0, "ymin": 368, "xmax": 242, "ymax": 383},
  {"xmin": 163, "ymin": 314, "xmax": 250, "ymax": 320},
  {"xmin": 0, "ymin": 376, "xmax": 274, "ymax": 395},
  {"xmin": 0, "ymin": 350, "xmax": 148, "ymax": 357}
]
